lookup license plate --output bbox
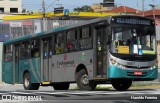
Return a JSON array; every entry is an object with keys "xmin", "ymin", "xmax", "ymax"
[{"xmin": 134, "ymin": 71, "xmax": 142, "ymax": 75}]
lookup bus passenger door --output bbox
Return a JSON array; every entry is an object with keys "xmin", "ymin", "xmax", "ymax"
[
  {"xmin": 42, "ymin": 38, "xmax": 52, "ymax": 82},
  {"xmin": 95, "ymin": 27, "xmax": 107, "ymax": 78},
  {"xmin": 13, "ymin": 45, "xmax": 20, "ymax": 83}
]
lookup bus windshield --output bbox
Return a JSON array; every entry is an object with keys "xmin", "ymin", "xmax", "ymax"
[{"xmin": 111, "ymin": 25, "xmax": 156, "ymax": 55}]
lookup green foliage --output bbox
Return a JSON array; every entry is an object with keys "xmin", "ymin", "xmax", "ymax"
[{"xmin": 73, "ymin": 5, "xmax": 94, "ymax": 12}]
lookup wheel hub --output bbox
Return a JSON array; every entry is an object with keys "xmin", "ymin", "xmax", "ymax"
[
  {"xmin": 81, "ymin": 74, "xmax": 89, "ymax": 85},
  {"xmin": 24, "ymin": 77, "xmax": 29, "ymax": 87}
]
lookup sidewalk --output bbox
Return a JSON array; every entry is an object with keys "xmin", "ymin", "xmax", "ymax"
[{"xmin": 0, "ymin": 83, "xmax": 24, "ymax": 91}]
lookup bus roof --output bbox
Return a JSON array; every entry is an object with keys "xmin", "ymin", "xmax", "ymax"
[
  {"xmin": 3, "ymin": 15, "xmax": 154, "ymax": 45},
  {"xmin": 4, "ymin": 16, "xmax": 111, "ymax": 45}
]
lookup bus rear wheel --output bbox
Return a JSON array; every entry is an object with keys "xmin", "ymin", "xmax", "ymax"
[
  {"xmin": 53, "ymin": 83, "xmax": 70, "ymax": 90},
  {"xmin": 76, "ymin": 69, "xmax": 97, "ymax": 90},
  {"xmin": 111, "ymin": 79, "xmax": 132, "ymax": 91},
  {"xmin": 23, "ymin": 72, "xmax": 40, "ymax": 90}
]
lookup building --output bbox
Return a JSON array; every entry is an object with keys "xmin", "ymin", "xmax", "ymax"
[
  {"xmin": 91, "ymin": 3, "xmax": 110, "ymax": 12},
  {"xmin": 0, "ymin": 0, "xmax": 22, "ymax": 13},
  {"xmin": 106, "ymin": 6, "xmax": 140, "ymax": 15},
  {"xmin": 135, "ymin": 9, "xmax": 160, "ymax": 20}
]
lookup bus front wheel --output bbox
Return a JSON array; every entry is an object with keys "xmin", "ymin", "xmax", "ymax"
[
  {"xmin": 111, "ymin": 79, "xmax": 132, "ymax": 91},
  {"xmin": 76, "ymin": 69, "xmax": 97, "ymax": 90},
  {"xmin": 23, "ymin": 72, "xmax": 40, "ymax": 90}
]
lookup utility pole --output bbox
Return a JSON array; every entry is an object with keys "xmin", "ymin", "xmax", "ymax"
[
  {"xmin": 100, "ymin": 3, "xmax": 102, "ymax": 13},
  {"xmin": 42, "ymin": 0, "xmax": 59, "ymax": 31},
  {"xmin": 149, "ymin": 4, "xmax": 156, "ymax": 20},
  {"xmin": 142, "ymin": 0, "xmax": 145, "ymax": 16},
  {"xmin": 136, "ymin": 0, "xmax": 139, "ymax": 13},
  {"xmin": 123, "ymin": 6, "xmax": 126, "ymax": 14},
  {"xmin": 42, "ymin": 0, "xmax": 46, "ymax": 31}
]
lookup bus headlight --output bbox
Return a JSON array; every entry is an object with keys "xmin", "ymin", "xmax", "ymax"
[
  {"xmin": 110, "ymin": 58, "xmax": 126, "ymax": 69},
  {"xmin": 116, "ymin": 63, "xmax": 126, "ymax": 69},
  {"xmin": 150, "ymin": 65, "xmax": 156, "ymax": 70}
]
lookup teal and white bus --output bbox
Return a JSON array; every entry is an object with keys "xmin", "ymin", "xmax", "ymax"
[{"xmin": 2, "ymin": 15, "xmax": 158, "ymax": 91}]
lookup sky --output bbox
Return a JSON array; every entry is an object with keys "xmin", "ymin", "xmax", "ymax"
[{"xmin": 22, "ymin": 0, "xmax": 160, "ymax": 12}]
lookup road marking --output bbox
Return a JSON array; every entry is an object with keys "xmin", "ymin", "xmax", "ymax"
[
  {"xmin": 34, "ymin": 91, "xmax": 127, "ymax": 95},
  {"xmin": 1, "ymin": 90, "xmax": 160, "ymax": 96},
  {"xmin": 0, "ymin": 93, "xmax": 7, "ymax": 95},
  {"xmin": 9, "ymin": 92, "xmax": 33, "ymax": 95},
  {"xmin": 66, "ymin": 91, "xmax": 106, "ymax": 95},
  {"xmin": 34, "ymin": 92, "xmax": 67, "ymax": 95}
]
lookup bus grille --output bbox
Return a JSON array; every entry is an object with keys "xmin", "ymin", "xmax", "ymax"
[{"xmin": 125, "ymin": 66, "xmax": 150, "ymax": 69}]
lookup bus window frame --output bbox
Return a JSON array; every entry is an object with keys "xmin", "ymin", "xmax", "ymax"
[
  {"xmin": 53, "ymin": 32, "xmax": 66, "ymax": 55},
  {"xmin": 78, "ymin": 26, "xmax": 93, "ymax": 50},
  {"xmin": 31, "ymin": 39, "xmax": 40, "ymax": 58},
  {"xmin": 51, "ymin": 25, "xmax": 93, "ymax": 55},
  {"xmin": 4, "ymin": 44, "xmax": 13, "ymax": 62},
  {"xmin": 42, "ymin": 36, "xmax": 53, "ymax": 59},
  {"xmin": 66, "ymin": 29, "xmax": 77, "ymax": 52},
  {"xmin": 20, "ymin": 40, "xmax": 31, "ymax": 60}
]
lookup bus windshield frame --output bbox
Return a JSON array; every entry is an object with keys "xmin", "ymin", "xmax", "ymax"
[{"xmin": 109, "ymin": 16, "xmax": 156, "ymax": 61}]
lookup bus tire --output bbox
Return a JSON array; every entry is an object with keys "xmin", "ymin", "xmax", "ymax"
[
  {"xmin": 76, "ymin": 69, "xmax": 97, "ymax": 90},
  {"xmin": 53, "ymin": 83, "xmax": 70, "ymax": 90},
  {"xmin": 23, "ymin": 72, "xmax": 40, "ymax": 90},
  {"xmin": 111, "ymin": 79, "xmax": 132, "ymax": 91}
]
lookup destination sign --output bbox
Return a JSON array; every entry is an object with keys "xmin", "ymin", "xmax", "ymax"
[{"xmin": 112, "ymin": 17, "xmax": 153, "ymax": 26}]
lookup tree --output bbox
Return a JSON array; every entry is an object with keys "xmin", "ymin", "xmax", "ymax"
[{"xmin": 74, "ymin": 5, "xmax": 94, "ymax": 12}]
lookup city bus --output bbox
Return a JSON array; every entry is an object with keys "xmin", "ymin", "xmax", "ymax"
[{"xmin": 2, "ymin": 15, "xmax": 158, "ymax": 91}]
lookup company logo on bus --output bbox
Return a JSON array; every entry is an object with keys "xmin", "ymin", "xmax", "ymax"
[{"xmin": 64, "ymin": 54, "xmax": 67, "ymax": 60}]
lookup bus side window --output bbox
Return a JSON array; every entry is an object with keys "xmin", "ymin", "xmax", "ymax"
[
  {"xmin": 67, "ymin": 30, "xmax": 76, "ymax": 52},
  {"xmin": 31, "ymin": 39, "xmax": 40, "ymax": 58},
  {"xmin": 4, "ymin": 45, "xmax": 13, "ymax": 62},
  {"xmin": 54, "ymin": 33, "xmax": 65, "ymax": 54},
  {"xmin": 79, "ymin": 27, "xmax": 92, "ymax": 50},
  {"xmin": 21, "ymin": 41, "xmax": 30, "ymax": 59}
]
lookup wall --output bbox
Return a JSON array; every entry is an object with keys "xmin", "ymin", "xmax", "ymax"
[
  {"xmin": 0, "ymin": 0, "xmax": 22, "ymax": 13},
  {"xmin": 91, "ymin": 3, "xmax": 109, "ymax": 12}
]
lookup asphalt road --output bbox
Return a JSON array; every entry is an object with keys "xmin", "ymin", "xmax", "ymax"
[{"xmin": 0, "ymin": 84, "xmax": 160, "ymax": 103}]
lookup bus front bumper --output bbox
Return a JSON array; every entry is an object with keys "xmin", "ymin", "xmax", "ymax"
[{"xmin": 108, "ymin": 65, "xmax": 158, "ymax": 81}]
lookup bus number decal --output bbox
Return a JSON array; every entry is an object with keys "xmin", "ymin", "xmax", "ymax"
[
  {"xmin": 81, "ymin": 52, "xmax": 86, "ymax": 61},
  {"xmin": 57, "ymin": 61, "xmax": 75, "ymax": 67},
  {"xmin": 127, "ymin": 62, "xmax": 135, "ymax": 66}
]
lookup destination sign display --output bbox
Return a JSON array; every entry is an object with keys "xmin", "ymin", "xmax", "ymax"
[{"xmin": 111, "ymin": 16, "xmax": 154, "ymax": 26}]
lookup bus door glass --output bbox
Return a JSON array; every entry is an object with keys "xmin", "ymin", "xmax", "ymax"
[
  {"xmin": 96, "ymin": 27, "xmax": 107, "ymax": 77},
  {"xmin": 3, "ymin": 45, "xmax": 13, "ymax": 84},
  {"xmin": 14, "ymin": 45, "xmax": 20, "ymax": 83},
  {"xmin": 42, "ymin": 37, "xmax": 52, "ymax": 81}
]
